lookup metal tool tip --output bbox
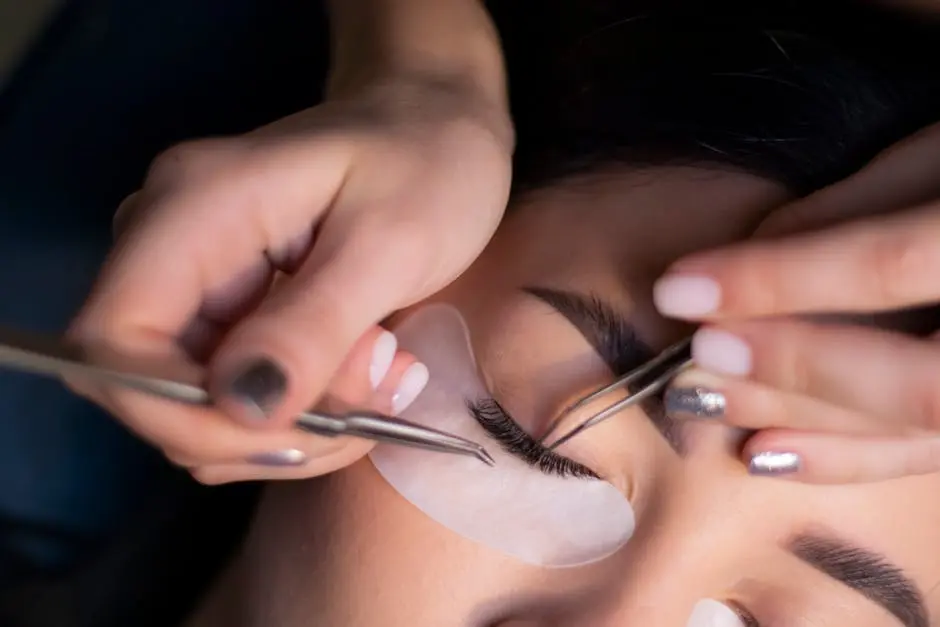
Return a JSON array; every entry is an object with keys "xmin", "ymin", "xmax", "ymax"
[{"xmin": 476, "ymin": 447, "xmax": 496, "ymax": 467}]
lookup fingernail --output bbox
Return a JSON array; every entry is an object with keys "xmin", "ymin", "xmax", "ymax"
[
  {"xmin": 653, "ymin": 274, "xmax": 721, "ymax": 318},
  {"xmin": 225, "ymin": 357, "xmax": 288, "ymax": 421},
  {"xmin": 686, "ymin": 599, "xmax": 745, "ymax": 627},
  {"xmin": 369, "ymin": 331, "xmax": 398, "ymax": 389},
  {"xmin": 748, "ymin": 451, "xmax": 801, "ymax": 476},
  {"xmin": 392, "ymin": 362, "xmax": 429, "ymax": 414},
  {"xmin": 665, "ymin": 387, "xmax": 726, "ymax": 419},
  {"xmin": 692, "ymin": 328, "xmax": 752, "ymax": 376},
  {"xmin": 246, "ymin": 449, "xmax": 308, "ymax": 467}
]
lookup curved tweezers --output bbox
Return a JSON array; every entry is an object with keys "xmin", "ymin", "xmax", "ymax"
[
  {"xmin": 0, "ymin": 326, "xmax": 494, "ymax": 466},
  {"xmin": 540, "ymin": 337, "xmax": 693, "ymax": 450}
]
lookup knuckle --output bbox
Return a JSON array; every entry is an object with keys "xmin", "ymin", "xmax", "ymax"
[
  {"xmin": 764, "ymin": 325, "xmax": 812, "ymax": 396},
  {"xmin": 723, "ymin": 258, "xmax": 783, "ymax": 315},
  {"xmin": 146, "ymin": 142, "xmax": 203, "ymax": 183},
  {"xmin": 869, "ymin": 233, "xmax": 931, "ymax": 305},
  {"xmin": 912, "ymin": 385, "xmax": 940, "ymax": 433},
  {"xmin": 904, "ymin": 438, "xmax": 940, "ymax": 476},
  {"xmin": 145, "ymin": 138, "xmax": 236, "ymax": 187}
]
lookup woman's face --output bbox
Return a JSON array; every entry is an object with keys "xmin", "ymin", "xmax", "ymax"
[{"xmin": 195, "ymin": 167, "xmax": 940, "ymax": 627}]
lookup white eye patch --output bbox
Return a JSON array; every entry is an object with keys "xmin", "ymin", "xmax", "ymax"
[
  {"xmin": 369, "ymin": 304, "xmax": 634, "ymax": 567},
  {"xmin": 686, "ymin": 600, "xmax": 745, "ymax": 627}
]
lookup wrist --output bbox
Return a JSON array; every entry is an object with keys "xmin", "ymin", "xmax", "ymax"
[{"xmin": 326, "ymin": 0, "xmax": 508, "ymax": 114}]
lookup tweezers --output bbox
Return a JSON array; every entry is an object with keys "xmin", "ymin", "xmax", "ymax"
[
  {"xmin": 0, "ymin": 326, "xmax": 494, "ymax": 466},
  {"xmin": 540, "ymin": 337, "xmax": 693, "ymax": 450}
]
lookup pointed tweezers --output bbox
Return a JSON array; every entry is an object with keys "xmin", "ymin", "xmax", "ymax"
[
  {"xmin": 540, "ymin": 337, "xmax": 693, "ymax": 450},
  {"xmin": 0, "ymin": 326, "xmax": 494, "ymax": 466}
]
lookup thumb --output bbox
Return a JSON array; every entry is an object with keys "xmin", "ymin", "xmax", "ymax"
[{"xmin": 207, "ymin": 217, "xmax": 424, "ymax": 428}]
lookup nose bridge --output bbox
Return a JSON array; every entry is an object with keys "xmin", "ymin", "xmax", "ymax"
[{"xmin": 577, "ymin": 477, "xmax": 759, "ymax": 627}]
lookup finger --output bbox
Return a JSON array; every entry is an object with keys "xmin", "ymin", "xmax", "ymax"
[
  {"xmin": 752, "ymin": 121, "xmax": 940, "ymax": 239},
  {"xmin": 208, "ymin": 206, "xmax": 434, "ymax": 428},
  {"xmin": 652, "ymin": 200, "xmax": 940, "ymax": 320},
  {"xmin": 664, "ymin": 368, "xmax": 890, "ymax": 436},
  {"xmin": 742, "ymin": 430, "xmax": 940, "ymax": 484},
  {"xmin": 77, "ymin": 326, "xmax": 406, "ymax": 469},
  {"xmin": 71, "ymin": 136, "xmax": 352, "ymax": 381},
  {"xmin": 689, "ymin": 320, "xmax": 940, "ymax": 433},
  {"xmin": 323, "ymin": 326, "xmax": 398, "ymax": 407},
  {"xmin": 189, "ymin": 351, "xmax": 426, "ymax": 484},
  {"xmin": 113, "ymin": 191, "xmax": 145, "ymax": 240},
  {"xmin": 189, "ymin": 448, "xmax": 364, "ymax": 485}
]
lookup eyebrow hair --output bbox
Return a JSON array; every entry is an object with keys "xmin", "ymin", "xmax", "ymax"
[
  {"xmin": 788, "ymin": 533, "xmax": 928, "ymax": 627},
  {"xmin": 523, "ymin": 286, "xmax": 687, "ymax": 453}
]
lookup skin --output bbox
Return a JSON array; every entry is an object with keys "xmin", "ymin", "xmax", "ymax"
[
  {"xmin": 67, "ymin": 0, "xmax": 512, "ymax": 483},
  {"xmin": 186, "ymin": 159, "xmax": 940, "ymax": 626},
  {"xmin": 655, "ymin": 122, "xmax": 940, "ymax": 483}
]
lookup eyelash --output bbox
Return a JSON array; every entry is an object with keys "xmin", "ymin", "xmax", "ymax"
[
  {"xmin": 469, "ymin": 401, "xmax": 763, "ymax": 625},
  {"xmin": 466, "ymin": 398, "xmax": 600, "ymax": 479},
  {"xmin": 727, "ymin": 600, "xmax": 761, "ymax": 627}
]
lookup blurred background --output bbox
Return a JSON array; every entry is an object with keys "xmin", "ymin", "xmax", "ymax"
[
  {"xmin": 0, "ymin": 2, "xmax": 328, "ymax": 625},
  {"xmin": 0, "ymin": 1, "xmax": 61, "ymax": 88}
]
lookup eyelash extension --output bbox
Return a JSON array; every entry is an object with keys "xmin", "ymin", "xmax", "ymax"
[
  {"xmin": 727, "ymin": 600, "xmax": 761, "ymax": 627},
  {"xmin": 467, "ymin": 398, "xmax": 600, "ymax": 480}
]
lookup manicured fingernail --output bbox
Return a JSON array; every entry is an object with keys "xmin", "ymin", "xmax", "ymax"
[
  {"xmin": 692, "ymin": 329, "xmax": 752, "ymax": 376},
  {"xmin": 653, "ymin": 274, "xmax": 721, "ymax": 318},
  {"xmin": 392, "ymin": 362, "xmax": 429, "ymax": 414},
  {"xmin": 686, "ymin": 599, "xmax": 745, "ymax": 627},
  {"xmin": 665, "ymin": 387, "xmax": 726, "ymax": 419},
  {"xmin": 225, "ymin": 357, "xmax": 287, "ymax": 421},
  {"xmin": 247, "ymin": 449, "xmax": 307, "ymax": 467},
  {"xmin": 748, "ymin": 451, "xmax": 801, "ymax": 476},
  {"xmin": 369, "ymin": 330, "xmax": 398, "ymax": 390}
]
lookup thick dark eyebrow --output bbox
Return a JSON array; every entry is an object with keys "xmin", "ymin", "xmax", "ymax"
[
  {"xmin": 788, "ymin": 533, "xmax": 928, "ymax": 627},
  {"xmin": 523, "ymin": 286, "xmax": 687, "ymax": 453}
]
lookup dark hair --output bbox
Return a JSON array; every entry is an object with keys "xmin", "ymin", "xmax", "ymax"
[{"xmin": 490, "ymin": 0, "xmax": 940, "ymax": 196}]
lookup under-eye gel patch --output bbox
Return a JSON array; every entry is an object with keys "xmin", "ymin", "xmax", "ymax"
[
  {"xmin": 369, "ymin": 305, "xmax": 634, "ymax": 567},
  {"xmin": 686, "ymin": 600, "xmax": 746, "ymax": 627}
]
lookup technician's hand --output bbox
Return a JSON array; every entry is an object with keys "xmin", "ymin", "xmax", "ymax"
[
  {"xmin": 68, "ymin": 78, "xmax": 513, "ymax": 484},
  {"xmin": 653, "ymin": 122, "xmax": 940, "ymax": 484}
]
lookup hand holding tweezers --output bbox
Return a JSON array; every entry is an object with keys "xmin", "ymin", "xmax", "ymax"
[
  {"xmin": 0, "ymin": 326, "xmax": 494, "ymax": 465},
  {"xmin": 540, "ymin": 337, "xmax": 693, "ymax": 449}
]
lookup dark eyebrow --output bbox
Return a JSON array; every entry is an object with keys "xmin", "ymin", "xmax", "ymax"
[
  {"xmin": 523, "ymin": 286, "xmax": 687, "ymax": 453},
  {"xmin": 788, "ymin": 533, "xmax": 928, "ymax": 627}
]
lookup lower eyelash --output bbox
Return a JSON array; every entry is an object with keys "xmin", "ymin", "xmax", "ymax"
[{"xmin": 467, "ymin": 398, "xmax": 600, "ymax": 480}]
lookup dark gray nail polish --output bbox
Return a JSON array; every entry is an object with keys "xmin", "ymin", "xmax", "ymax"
[
  {"xmin": 247, "ymin": 449, "xmax": 308, "ymax": 467},
  {"xmin": 748, "ymin": 451, "xmax": 801, "ymax": 476},
  {"xmin": 226, "ymin": 358, "xmax": 287, "ymax": 420},
  {"xmin": 664, "ymin": 387, "xmax": 726, "ymax": 419}
]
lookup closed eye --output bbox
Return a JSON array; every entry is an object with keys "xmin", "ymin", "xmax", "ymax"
[{"xmin": 467, "ymin": 398, "xmax": 600, "ymax": 480}]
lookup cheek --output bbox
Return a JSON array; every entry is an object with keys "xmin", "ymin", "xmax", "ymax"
[
  {"xmin": 371, "ymin": 305, "xmax": 635, "ymax": 568},
  {"xmin": 243, "ymin": 462, "xmax": 525, "ymax": 623}
]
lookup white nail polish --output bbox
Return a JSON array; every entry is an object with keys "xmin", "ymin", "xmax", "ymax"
[
  {"xmin": 392, "ymin": 362, "xmax": 430, "ymax": 414},
  {"xmin": 686, "ymin": 599, "xmax": 745, "ymax": 627},
  {"xmin": 369, "ymin": 331, "xmax": 398, "ymax": 390},
  {"xmin": 692, "ymin": 328, "xmax": 753, "ymax": 376},
  {"xmin": 653, "ymin": 275, "xmax": 721, "ymax": 318}
]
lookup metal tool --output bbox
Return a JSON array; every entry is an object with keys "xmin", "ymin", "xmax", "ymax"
[
  {"xmin": 540, "ymin": 337, "xmax": 693, "ymax": 450},
  {"xmin": 0, "ymin": 326, "xmax": 494, "ymax": 466}
]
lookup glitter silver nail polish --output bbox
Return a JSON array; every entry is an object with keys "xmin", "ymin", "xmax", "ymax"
[
  {"xmin": 749, "ymin": 451, "xmax": 801, "ymax": 476},
  {"xmin": 247, "ymin": 449, "xmax": 308, "ymax": 467},
  {"xmin": 664, "ymin": 387, "xmax": 726, "ymax": 419}
]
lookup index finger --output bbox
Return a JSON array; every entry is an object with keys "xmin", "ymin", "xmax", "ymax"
[{"xmin": 653, "ymin": 202, "xmax": 940, "ymax": 320}]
